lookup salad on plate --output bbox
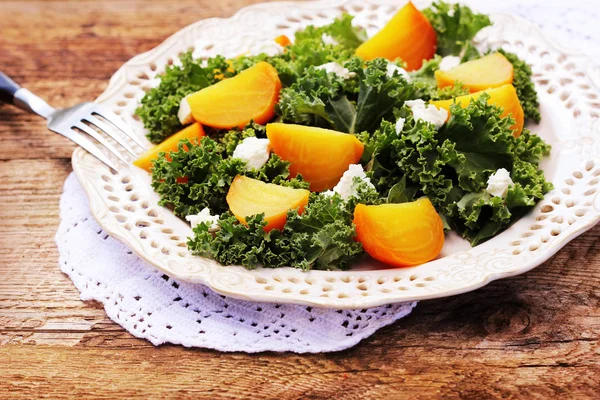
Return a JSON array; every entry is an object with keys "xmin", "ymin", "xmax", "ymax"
[{"xmin": 132, "ymin": 1, "xmax": 552, "ymax": 272}]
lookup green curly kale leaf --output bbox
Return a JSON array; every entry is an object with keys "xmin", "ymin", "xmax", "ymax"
[
  {"xmin": 316, "ymin": 12, "xmax": 367, "ymax": 49},
  {"xmin": 276, "ymin": 64, "xmax": 353, "ymax": 129},
  {"xmin": 150, "ymin": 137, "xmax": 307, "ymax": 217},
  {"xmin": 135, "ymin": 53, "xmax": 239, "ymax": 144},
  {"xmin": 293, "ymin": 13, "xmax": 365, "ymax": 51},
  {"xmin": 423, "ymin": 1, "xmax": 491, "ymax": 59},
  {"xmin": 361, "ymin": 94, "xmax": 552, "ymax": 245},
  {"xmin": 189, "ymin": 213, "xmax": 267, "ymax": 269},
  {"xmin": 386, "ymin": 176, "xmax": 419, "ymax": 204},
  {"xmin": 188, "ymin": 183, "xmax": 378, "ymax": 271},
  {"xmin": 409, "ymin": 56, "xmax": 470, "ymax": 100},
  {"xmin": 269, "ymin": 14, "xmax": 365, "ymax": 86},
  {"xmin": 438, "ymin": 95, "xmax": 516, "ymax": 193},
  {"xmin": 258, "ymin": 154, "xmax": 310, "ymax": 190},
  {"xmin": 497, "ymin": 49, "xmax": 541, "ymax": 123},
  {"xmin": 439, "ymin": 99, "xmax": 551, "ymax": 243},
  {"xmin": 352, "ymin": 59, "xmax": 431, "ymax": 133},
  {"xmin": 277, "ymin": 58, "xmax": 430, "ymax": 133},
  {"xmin": 514, "ymin": 128, "xmax": 551, "ymax": 163},
  {"xmin": 136, "ymin": 14, "xmax": 366, "ymax": 143},
  {"xmin": 150, "ymin": 137, "xmax": 243, "ymax": 216}
]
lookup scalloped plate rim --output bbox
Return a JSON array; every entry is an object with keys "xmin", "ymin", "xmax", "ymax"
[{"xmin": 71, "ymin": 0, "xmax": 600, "ymax": 309}]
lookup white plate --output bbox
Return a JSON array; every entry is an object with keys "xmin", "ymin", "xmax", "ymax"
[{"xmin": 72, "ymin": 0, "xmax": 600, "ymax": 308}]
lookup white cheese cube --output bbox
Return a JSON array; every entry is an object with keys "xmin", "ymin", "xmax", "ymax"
[
  {"xmin": 331, "ymin": 164, "xmax": 375, "ymax": 201},
  {"xmin": 232, "ymin": 137, "xmax": 271, "ymax": 170},
  {"xmin": 177, "ymin": 94, "xmax": 193, "ymax": 125},
  {"xmin": 186, "ymin": 208, "xmax": 220, "ymax": 230},
  {"xmin": 486, "ymin": 168, "xmax": 514, "ymax": 198},
  {"xmin": 405, "ymin": 99, "xmax": 448, "ymax": 129}
]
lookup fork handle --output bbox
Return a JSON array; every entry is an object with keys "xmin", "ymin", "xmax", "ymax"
[
  {"xmin": 0, "ymin": 72, "xmax": 54, "ymax": 119},
  {"xmin": 0, "ymin": 72, "xmax": 19, "ymax": 104}
]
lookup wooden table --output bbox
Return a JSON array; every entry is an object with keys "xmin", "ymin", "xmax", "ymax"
[{"xmin": 1, "ymin": 1, "xmax": 599, "ymax": 398}]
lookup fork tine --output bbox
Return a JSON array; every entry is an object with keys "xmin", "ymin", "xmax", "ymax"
[
  {"xmin": 91, "ymin": 104, "xmax": 148, "ymax": 148},
  {"xmin": 60, "ymin": 128, "xmax": 118, "ymax": 171},
  {"xmin": 85, "ymin": 115, "xmax": 137, "ymax": 156},
  {"xmin": 73, "ymin": 122, "xmax": 129, "ymax": 164}
]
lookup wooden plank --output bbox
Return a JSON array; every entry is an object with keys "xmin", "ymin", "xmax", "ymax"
[
  {"xmin": 0, "ymin": 159, "xmax": 108, "ymax": 346},
  {"xmin": 1, "ymin": 341, "xmax": 599, "ymax": 399}
]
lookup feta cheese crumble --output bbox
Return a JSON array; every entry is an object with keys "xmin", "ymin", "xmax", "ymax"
[
  {"xmin": 486, "ymin": 168, "xmax": 513, "ymax": 198},
  {"xmin": 186, "ymin": 208, "xmax": 220, "ymax": 230},
  {"xmin": 395, "ymin": 117, "xmax": 406, "ymax": 135},
  {"xmin": 177, "ymin": 94, "xmax": 193, "ymax": 125},
  {"xmin": 405, "ymin": 99, "xmax": 448, "ymax": 129},
  {"xmin": 232, "ymin": 137, "xmax": 271, "ymax": 170},
  {"xmin": 439, "ymin": 56, "xmax": 461, "ymax": 71},
  {"xmin": 315, "ymin": 62, "xmax": 356, "ymax": 79},
  {"xmin": 330, "ymin": 164, "xmax": 375, "ymax": 201},
  {"xmin": 321, "ymin": 33, "xmax": 339, "ymax": 46},
  {"xmin": 386, "ymin": 62, "xmax": 411, "ymax": 81}
]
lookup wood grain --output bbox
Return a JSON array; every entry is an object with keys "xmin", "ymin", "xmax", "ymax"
[{"xmin": 0, "ymin": 1, "xmax": 599, "ymax": 398}]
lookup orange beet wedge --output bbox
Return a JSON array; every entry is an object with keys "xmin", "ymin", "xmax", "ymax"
[
  {"xmin": 185, "ymin": 61, "xmax": 281, "ymax": 129},
  {"xmin": 266, "ymin": 123, "xmax": 364, "ymax": 192},
  {"xmin": 435, "ymin": 52, "xmax": 514, "ymax": 93},
  {"xmin": 274, "ymin": 35, "xmax": 291, "ymax": 47},
  {"xmin": 430, "ymin": 84, "xmax": 525, "ymax": 137},
  {"xmin": 133, "ymin": 122, "xmax": 205, "ymax": 172},
  {"xmin": 226, "ymin": 175, "xmax": 310, "ymax": 232},
  {"xmin": 355, "ymin": 2, "xmax": 436, "ymax": 71},
  {"xmin": 353, "ymin": 198, "xmax": 444, "ymax": 268}
]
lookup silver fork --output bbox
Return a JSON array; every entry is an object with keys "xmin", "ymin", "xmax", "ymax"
[{"xmin": 0, "ymin": 72, "xmax": 146, "ymax": 170}]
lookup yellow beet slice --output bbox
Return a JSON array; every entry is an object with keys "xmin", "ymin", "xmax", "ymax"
[
  {"xmin": 266, "ymin": 123, "xmax": 364, "ymax": 192},
  {"xmin": 355, "ymin": 2, "xmax": 436, "ymax": 71},
  {"xmin": 226, "ymin": 175, "xmax": 310, "ymax": 232},
  {"xmin": 184, "ymin": 61, "xmax": 281, "ymax": 129},
  {"xmin": 133, "ymin": 123, "xmax": 205, "ymax": 172},
  {"xmin": 274, "ymin": 35, "xmax": 291, "ymax": 47},
  {"xmin": 435, "ymin": 52, "xmax": 514, "ymax": 93},
  {"xmin": 353, "ymin": 198, "xmax": 444, "ymax": 268},
  {"xmin": 430, "ymin": 84, "xmax": 525, "ymax": 137}
]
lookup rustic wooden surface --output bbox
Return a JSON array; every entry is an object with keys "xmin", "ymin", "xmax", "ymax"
[{"xmin": 1, "ymin": 0, "xmax": 599, "ymax": 398}]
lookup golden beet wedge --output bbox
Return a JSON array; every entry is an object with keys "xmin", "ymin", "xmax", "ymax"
[
  {"xmin": 266, "ymin": 123, "xmax": 364, "ymax": 192},
  {"xmin": 133, "ymin": 123, "xmax": 205, "ymax": 172},
  {"xmin": 274, "ymin": 35, "xmax": 291, "ymax": 47},
  {"xmin": 430, "ymin": 84, "xmax": 525, "ymax": 137},
  {"xmin": 434, "ymin": 52, "xmax": 514, "ymax": 93},
  {"xmin": 355, "ymin": 2, "xmax": 436, "ymax": 71},
  {"xmin": 353, "ymin": 198, "xmax": 444, "ymax": 268},
  {"xmin": 182, "ymin": 61, "xmax": 281, "ymax": 129},
  {"xmin": 226, "ymin": 175, "xmax": 310, "ymax": 232}
]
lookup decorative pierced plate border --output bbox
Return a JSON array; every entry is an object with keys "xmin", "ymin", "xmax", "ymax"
[{"xmin": 71, "ymin": 0, "xmax": 600, "ymax": 308}]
